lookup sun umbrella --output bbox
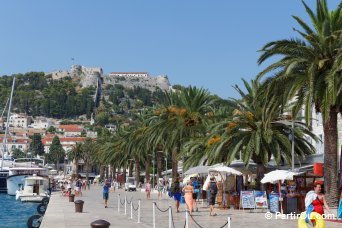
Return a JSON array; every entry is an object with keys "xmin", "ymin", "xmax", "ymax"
[
  {"xmin": 184, "ymin": 166, "xmax": 211, "ymax": 176},
  {"xmin": 261, "ymin": 170, "xmax": 302, "ymax": 184},
  {"xmin": 208, "ymin": 166, "xmax": 243, "ymax": 176}
]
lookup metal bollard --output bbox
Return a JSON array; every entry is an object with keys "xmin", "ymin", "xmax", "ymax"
[
  {"xmin": 227, "ymin": 217, "xmax": 231, "ymax": 228},
  {"xmin": 117, "ymin": 194, "xmax": 120, "ymax": 213},
  {"xmin": 90, "ymin": 219, "xmax": 111, "ymax": 228},
  {"xmin": 124, "ymin": 195, "xmax": 127, "ymax": 215},
  {"xmin": 138, "ymin": 200, "xmax": 141, "ymax": 223},
  {"xmin": 168, "ymin": 206, "xmax": 172, "ymax": 228},
  {"xmin": 185, "ymin": 209, "xmax": 189, "ymax": 228},
  {"xmin": 130, "ymin": 201, "xmax": 133, "ymax": 219},
  {"xmin": 152, "ymin": 202, "xmax": 156, "ymax": 228}
]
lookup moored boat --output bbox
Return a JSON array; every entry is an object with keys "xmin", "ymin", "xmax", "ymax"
[{"xmin": 15, "ymin": 175, "xmax": 49, "ymax": 202}]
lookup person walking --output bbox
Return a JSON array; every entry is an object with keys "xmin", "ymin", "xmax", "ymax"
[
  {"xmin": 183, "ymin": 181, "xmax": 194, "ymax": 215},
  {"xmin": 103, "ymin": 179, "xmax": 110, "ymax": 208},
  {"xmin": 171, "ymin": 178, "xmax": 182, "ymax": 213},
  {"xmin": 157, "ymin": 180, "xmax": 164, "ymax": 200},
  {"xmin": 145, "ymin": 181, "xmax": 152, "ymax": 199},
  {"xmin": 207, "ymin": 176, "xmax": 218, "ymax": 216},
  {"xmin": 192, "ymin": 177, "xmax": 199, "ymax": 212}
]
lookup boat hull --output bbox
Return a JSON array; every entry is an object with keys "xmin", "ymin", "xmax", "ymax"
[{"xmin": 7, "ymin": 175, "xmax": 29, "ymax": 195}]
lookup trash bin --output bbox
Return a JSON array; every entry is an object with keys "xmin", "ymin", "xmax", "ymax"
[
  {"xmin": 74, "ymin": 200, "xmax": 84, "ymax": 213},
  {"xmin": 91, "ymin": 219, "xmax": 111, "ymax": 228},
  {"xmin": 69, "ymin": 194, "xmax": 75, "ymax": 202}
]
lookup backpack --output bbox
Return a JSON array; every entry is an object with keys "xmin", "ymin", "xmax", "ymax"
[{"xmin": 209, "ymin": 182, "xmax": 218, "ymax": 195}]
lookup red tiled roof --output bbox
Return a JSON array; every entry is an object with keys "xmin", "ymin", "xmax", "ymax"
[
  {"xmin": 59, "ymin": 125, "xmax": 83, "ymax": 132},
  {"xmin": 0, "ymin": 138, "xmax": 31, "ymax": 144},
  {"xmin": 42, "ymin": 137, "xmax": 87, "ymax": 145}
]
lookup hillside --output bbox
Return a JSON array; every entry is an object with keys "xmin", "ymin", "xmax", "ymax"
[{"xmin": 0, "ymin": 65, "xmax": 171, "ymax": 122}]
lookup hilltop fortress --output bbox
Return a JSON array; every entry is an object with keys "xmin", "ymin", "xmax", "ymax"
[{"xmin": 47, "ymin": 65, "xmax": 171, "ymax": 91}]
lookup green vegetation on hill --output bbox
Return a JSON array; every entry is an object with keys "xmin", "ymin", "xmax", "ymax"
[{"xmin": 0, "ymin": 72, "xmax": 95, "ymax": 118}]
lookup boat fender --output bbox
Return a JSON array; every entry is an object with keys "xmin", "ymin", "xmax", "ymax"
[
  {"xmin": 41, "ymin": 196, "xmax": 49, "ymax": 205},
  {"xmin": 15, "ymin": 190, "xmax": 20, "ymax": 200},
  {"xmin": 27, "ymin": 214, "xmax": 42, "ymax": 228},
  {"xmin": 37, "ymin": 203, "xmax": 47, "ymax": 215}
]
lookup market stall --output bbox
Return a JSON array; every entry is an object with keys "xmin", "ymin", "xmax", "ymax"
[{"xmin": 205, "ymin": 166, "xmax": 243, "ymax": 208}]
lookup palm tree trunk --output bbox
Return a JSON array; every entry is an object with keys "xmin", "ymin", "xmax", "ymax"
[
  {"xmin": 100, "ymin": 165, "xmax": 105, "ymax": 180},
  {"xmin": 128, "ymin": 162, "xmax": 133, "ymax": 177},
  {"xmin": 256, "ymin": 163, "xmax": 266, "ymax": 190},
  {"xmin": 86, "ymin": 162, "xmax": 90, "ymax": 182},
  {"xmin": 123, "ymin": 167, "xmax": 127, "ymax": 183},
  {"xmin": 134, "ymin": 156, "xmax": 140, "ymax": 186},
  {"xmin": 75, "ymin": 159, "xmax": 79, "ymax": 175},
  {"xmin": 171, "ymin": 147, "xmax": 178, "ymax": 180},
  {"xmin": 323, "ymin": 108, "xmax": 339, "ymax": 206},
  {"xmin": 145, "ymin": 159, "xmax": 151, "ymax": 183},
  {"xmin": 156, "ymin": 151, "xmax": 163, "ymax": 181}
]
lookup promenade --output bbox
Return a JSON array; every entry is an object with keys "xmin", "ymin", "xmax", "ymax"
[{"xmin": 41, "ymin": 186, "xmax": 341, "ymax": 228}]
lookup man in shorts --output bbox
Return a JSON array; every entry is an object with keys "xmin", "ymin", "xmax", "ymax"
[{"xmin": 103, "ymin": 179, "xmax": 110, "ymax": 208}]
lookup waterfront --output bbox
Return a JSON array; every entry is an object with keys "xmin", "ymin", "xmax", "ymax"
[{"xmin": 0, "ymin": 194, "xmax": 38, "ymax": 227}]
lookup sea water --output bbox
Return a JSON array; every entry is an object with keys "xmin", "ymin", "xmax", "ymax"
[{"xmin": 0, "ymin": 194, "xmax": 38, "ymax": 228}]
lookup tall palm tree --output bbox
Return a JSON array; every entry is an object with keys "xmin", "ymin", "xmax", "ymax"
[
  {"xmin": 68, "ymin": 142, "xmax": 83, "ymax": 175},
  {"xmin": 184, "ymin": 79, "xmax": 318, "ymax": 189},
  {"xmin": 146, "ymin": 86, "xmax": 216, "ymax": 180},
  {"xmin": 257, "ymin": 0, "xmax": 342, "ymax": 204}
]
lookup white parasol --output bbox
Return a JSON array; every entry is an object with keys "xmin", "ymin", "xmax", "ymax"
[
  {"xmin": 261, "ymin": 170, "xmax": 302, "ymax": 184},
  {"xmin": 208, "ymin": 166, "xmax": 243, "ymax": 176}
]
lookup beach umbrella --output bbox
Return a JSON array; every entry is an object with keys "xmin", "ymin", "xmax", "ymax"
[
  {"xmin": 184, "ymin": 166, "xmax": 211, "ymax": 176},
  {"xmin": 261, "ymin": 170, "xmax": 302, "ymax": 184},
  {"xmin": 208, "ymin": 166, "xmax": 243, "ymax": 176}
]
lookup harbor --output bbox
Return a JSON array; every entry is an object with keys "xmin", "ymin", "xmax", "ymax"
[{"xmin": 40, "ymin": 186, "xmax": 341, "ymax": 228}]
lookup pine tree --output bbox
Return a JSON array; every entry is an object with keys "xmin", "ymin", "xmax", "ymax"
[
  {"xmin": 47, "ymin": 136, "xmax": 65, "ymax": 170},
  {"xmin": 30, "ymin": 133, "xmax": 45, "ymax": 156}
]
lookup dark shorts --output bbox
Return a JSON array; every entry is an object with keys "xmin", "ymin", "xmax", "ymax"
[
  {"xmin": 103, "ymin": 192, "xmax": 109, "ymax": 200},
  {"xmin": 209, "ymin": 195, "xmax": 216, "ymax": 205},
  {"xmin": 173, "ymin": 192, "xmax": 181, "ymax": 202},
  {"xmin": 192, "ymin": 193, "xmax": 197, "ymax": 200}
]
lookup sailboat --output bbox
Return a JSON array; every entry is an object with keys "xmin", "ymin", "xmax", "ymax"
[{"xmin": 0, "ymin": 76, "xmax": 16, "ymax": 193}]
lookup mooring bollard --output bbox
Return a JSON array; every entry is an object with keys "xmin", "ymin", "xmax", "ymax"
[
  {"xmin": 74, "ymin": 200, "xmax": 84, "ymax": 213},
  {"xmin": 168, "ymin": 206, "xmax": 172, "ymax": 228},
  {"xmin": 152, "ymin": 202, "xmax": 156, "ymax": 228},
  {"xmin": 90, "ymin": 219, "xmax": 111, "ymax": 228},
  {"xmin": 138, "ymin": 200, "xmax": 141, "ymax": 223}
]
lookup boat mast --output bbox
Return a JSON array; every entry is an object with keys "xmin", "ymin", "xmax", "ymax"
[{"xmin": 1, "ymin": 76, "xmax": 15, "ymax": 170}]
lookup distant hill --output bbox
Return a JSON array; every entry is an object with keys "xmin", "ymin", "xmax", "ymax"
[{"xmin": 0, "ymin": 65, "xmax": 171, "ymax": 122}]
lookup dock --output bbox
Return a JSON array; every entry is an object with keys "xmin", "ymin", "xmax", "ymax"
[{"xmin": 41, "ymin": 186, "xmax": 341, "ymax": 228}]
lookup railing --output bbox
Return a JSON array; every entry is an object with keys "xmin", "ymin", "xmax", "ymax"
[{"xmin": 117, "ymin": 194, "xmax": 141, "ymax": 223}]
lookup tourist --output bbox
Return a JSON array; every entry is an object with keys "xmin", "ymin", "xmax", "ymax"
[
  {"xmin": 67, "ymin": 180, "xmax": 72, "ymax": 196},
  {"xmin": 87, "ymin": 179, "xmax": 91, "ymax": 190},
  {"xmin": 207, "ymin": 176, "xmax": 218, "ymax": 216},
  {"xmin": 75, "ymin": 177, "xmax": 83, "ymax": 197},
  {"xmin": 183, "ymin": 181, "xmax": 194, "ymax": 215},
  {"xmin": 145, "ymin": 181, "xmax": 151, "ymax": 199},
  {"xmin": 171, "ymin": 178, "xmax": 182, "ymax": 213},
  {"xmin": 302, "ymin": 183, "xmax": 332, "ymax": 226},
  {"xmin": 157, "ymin": 180, "xmax": 164, "ymax": 200},
  {"xmin": 192, "ymin": 177, "xmax": 199, "ymax": 212},
  {"xmin": 103, "ymin": 179, "xmax": 110, "ymax": 208}
]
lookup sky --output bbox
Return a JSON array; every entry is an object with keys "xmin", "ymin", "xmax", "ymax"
[{"xmin": 0, "ymin": 0, "xmax": 340, "ymax": 99}]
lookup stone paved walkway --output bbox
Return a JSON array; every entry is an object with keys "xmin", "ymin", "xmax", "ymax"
[{"xmin": 41, "ymin": 186, "xmax": 341, "ymax": 228}]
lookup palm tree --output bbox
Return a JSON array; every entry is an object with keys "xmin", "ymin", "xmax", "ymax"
[
  {"xmin": 184, "ymin": 79, "xmax": 318, "ymax": 189},
  {"xmin": 81, "ymin": 138, "xmax": 95, "ymax": 182},
  {"xmin": 68, "ymin": 142, "xmax": 83, "ymax": 175},
  {"xmin": 257, "ymin": 0, "xmax": 342, "ymax": 204},
  {"xmin": 146, "ymin": 86, "xmax": 216, "ymax": 180}
]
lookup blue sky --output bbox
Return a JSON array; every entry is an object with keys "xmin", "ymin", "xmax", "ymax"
[{"xmin": 0, "ymin": 0, "xmax": 340, "ymax": 98}]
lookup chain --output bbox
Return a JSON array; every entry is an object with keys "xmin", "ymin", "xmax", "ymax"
[
  {"xmin": 154, "ymin": 202, "xmax": 170, "ymax": 213},
  {"xmin": 189, "ymin": 213, "xmax": 205, "ymax": 228},
  {"xmin": 132, "ymin": 201, "xmax": 139, "ymax": 211}
]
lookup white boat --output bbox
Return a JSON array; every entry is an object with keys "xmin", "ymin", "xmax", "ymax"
[
  {"xmin": 16, "ymin": 175, "xmax": 49, "ymax": 202},
  {"xmin": 7, "ymin": 158, "xmax": 49, "ymax": 195}
]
